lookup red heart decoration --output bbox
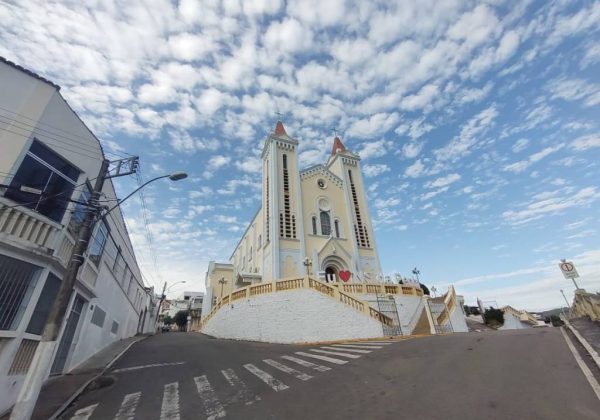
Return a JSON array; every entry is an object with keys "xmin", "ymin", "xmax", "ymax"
[{"xmin": 339, "ymin": 270, "xmax": 351, "ymax": 282}]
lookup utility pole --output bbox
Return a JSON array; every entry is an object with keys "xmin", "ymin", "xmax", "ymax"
[{"xmin": 11, "ymin": 159, "xmax": 110, "ymax": 420}]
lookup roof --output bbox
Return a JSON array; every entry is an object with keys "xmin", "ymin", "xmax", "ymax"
[
  {"xmin": 331, "ymin": 136, "xmax": 346, "ymax": 156},
  {"xmin": 0, "ymin": 56, "xmax": 61, "ymax": 90}
]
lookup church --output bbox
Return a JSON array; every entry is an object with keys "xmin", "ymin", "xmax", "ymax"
[
  {"xmin": 200, "ymin": 121, "xmax": 467, "ymax": 343},
  {"xmin": 207, "ymin": 120, "xmax": 381, "ymax": 294}
]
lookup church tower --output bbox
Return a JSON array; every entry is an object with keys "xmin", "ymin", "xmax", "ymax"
[
  {"xmin": 326, "ymin": 136, "xmax": 382, "ymax": 281},
  {"xmin": 260, "ymin": 121, "xmax": 306, "ymax": 279}
]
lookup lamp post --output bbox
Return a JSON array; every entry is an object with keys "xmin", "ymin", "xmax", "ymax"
[
  {"xmin": 412, "ymin": 267, "xmax": 420, "ymax": 283},
  {"xmin": 11, "ymin": 169, "xmax": 187, "ymax": 420},
  {"xmin": 303, "ymin": 257, "xmax": 313, "ymax": 276},
  {"xmin": 219, "ymin": 277, "xmax": 227, "ymax": 298},
  {"xmin": 431, "ymin": 286, "xmax": 438, "ymax": 297}
]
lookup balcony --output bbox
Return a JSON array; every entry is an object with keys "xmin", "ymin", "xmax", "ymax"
[{"xmin": 0, "ymin": 197, "xmax": 76, "ymax": 269}]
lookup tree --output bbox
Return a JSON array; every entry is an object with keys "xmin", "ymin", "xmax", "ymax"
[
  {"xmin": 173, "ymin": 310, "xmax": 189, "ymax": 331},
  {"xmin": 419, "ymin": 283, "xmax": 430, "ymax": 296},
  {"xmin": 549, "ymin": 315, "xmax": 564, "ymax": 327},
  {"xmin": 464, "ymin": 306, "xmax": 481, "ymax": 316},
  {"xmin": 162, "ymin": 315, "xmax": 173, "ymax": 326},
  {"xmin": 483, "ymin": 307, "xmax": 504, "ymax": 327}
]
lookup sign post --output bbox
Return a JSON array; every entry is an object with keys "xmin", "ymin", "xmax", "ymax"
[{"xmin": 558, "ymin": 260, "xmax": 581, "ymax": 289}]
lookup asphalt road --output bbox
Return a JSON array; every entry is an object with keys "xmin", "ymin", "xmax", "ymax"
[{"xmin": 61, "ymin": 328, "xmax": 600, "ymax": 420}]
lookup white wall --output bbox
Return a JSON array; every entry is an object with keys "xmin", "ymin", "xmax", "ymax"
[
  {"xmin": 448, "ymin": 304, "xmax": 469, "ymax": 333},
  {"xmin": 499, "ymin": 313, "xmax": 531, "ymax": 330},
  {"xmin": 354, "ymin": 293, "xmax": 424, "ymax": 335},
  {"xmin": 202, "ymin": 289, "xmax": 383, "ymax": 343}
]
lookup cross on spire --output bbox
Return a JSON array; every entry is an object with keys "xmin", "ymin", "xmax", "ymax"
[{"xmin": 331, "ymin": 127, "xmax": 338, "ymax": 138}]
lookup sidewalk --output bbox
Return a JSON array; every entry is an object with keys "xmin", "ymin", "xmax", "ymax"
[
  {"xmin": 1, "ymin": 335, "xmax": 148, "ymax": 420},
  {"xmin": 569, "ymin": 317, "xmax": 600, "ymax": 356}
]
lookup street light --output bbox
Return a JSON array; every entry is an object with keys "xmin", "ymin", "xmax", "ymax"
[
  {"xmin": 10, "ymin": 166, "xmax": 188, "ymax": 420},
  {"xmin": 219, "ymin": 277, "xmax": 228, "ymax": 298}
]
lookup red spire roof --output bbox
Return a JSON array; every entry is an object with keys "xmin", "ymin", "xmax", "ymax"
[
  {"xmin": 331, "ymin": 136, "xmax": 346, "ymax": 156},
  {"xmin": 274, "ymin": 120, "xmax": 287, "ymax": 136}
]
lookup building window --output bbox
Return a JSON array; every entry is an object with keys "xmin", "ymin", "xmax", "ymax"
[
  {"xmin": 320, "ymin": 211, "xmax": 331, "ymax": 236},
  {"xmin": 111, "ymin": 320, "xmax": 119, "ymax": 335},
  {"xmin": 26, "ymin": 272, "xmax": 61, "ymax": 335},
  {"xmin": 334, "ymin": 219, "xmax": 341, "ymax": 238},
  {"xmin": 249, "ymin": 247, "xmax": 253, "ymax": 261},
  {"xmin": 312, "ymin": 216, "xmax": 317, "ymax": 235},
  {"xmin": 0, "ymin": 254, "xmax": 41, "ymax": 331},
  {"xmin": 88, "ymin": 222, "xmax": 108, "ymax": 266},
  {"xmin": 258, "ymin": 235, "xmax": 262, "ymax": 248},
  {"xmin": 5, "ymin": 139, "xmax": 80, "ymax": 222},
  {"xmin": 90, "ymin": 305, "xmax": 106, "ymax": 327}
]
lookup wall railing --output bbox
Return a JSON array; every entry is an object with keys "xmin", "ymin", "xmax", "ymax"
[{"xmin": 201, "ymin": 276, "xmax": 401, "ymax": 329}]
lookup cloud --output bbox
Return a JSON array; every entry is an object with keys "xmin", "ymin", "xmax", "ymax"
[
  {"xmin": 347, "ymin": 113, "xmax": 399, "ymax": 139},
  {"xmin": 434, "ymin": 105, "xmax": 498, "ymax": 162},
  {"xmin": 420, "ymin": 186, "xmax": 449, "ymax": 201},
  {"xmin": 512, "ymin": 138, "xmax": 529, "ymax": 153},
  {"xmin": 425, "ymin": 173, "xmax": 461, "ymax": 189},
  {"xmin": 503, "ymin": 144, "xmax": 564, "ymax": 173},
  {"xmin": 168, "ymin": 32, "xmax": 216, "ymax": 61},
  {"xmin": 401, "ymin": 141, "xmax": 423, "ymax": 159},
  {"xmin": 358, "ymin": 139, "xmax": 389, "ymax": 159},
  {"xmin": 502, "ymin": 186, "xmax": 600, "ymax": 225},
  {"xmin": 363, "ymin": 164, "xmax": 390, "ymax": 178},
  {"xmin": 404, "ymin": 159, "xmax": 425, "ymax": 178},
  {"xmin": 571, "ymin": 134, "xmax": 600, "ymax": 151},
  {"xmin": 547, "ymin": 77, "xmax": 600, "ymax": 107},
  {"xmin": 263, "ymin": 18, "xmax": 313, "ymax": 53},
  {"xmin": 235, "ymin": 156, "xmax": 262, "ymax": 173}
]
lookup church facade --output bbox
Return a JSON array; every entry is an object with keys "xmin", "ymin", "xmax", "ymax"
[{"xmin": 204, "ymin": 121, "xmax": 383, "ymax": 305}]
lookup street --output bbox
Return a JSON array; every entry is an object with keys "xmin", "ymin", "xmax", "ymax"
[{"xmin": 61, "ymin": 329, "xmax": 600, "ymax": 420}]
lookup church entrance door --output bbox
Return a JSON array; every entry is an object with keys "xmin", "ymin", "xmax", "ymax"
[{"xmin": 325, "ymin": 266, "xmax": 337, "ymax": 283}]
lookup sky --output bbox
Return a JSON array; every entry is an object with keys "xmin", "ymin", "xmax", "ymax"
[{"xmin": 1, "ymin": 0, "xmax": 599, "ymax": 311}]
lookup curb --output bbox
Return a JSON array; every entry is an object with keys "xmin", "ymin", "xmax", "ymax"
[
  {"xmin": 563, "ymin": 319, "xmax": 600, "ymax": 370},
  {"xmin": 47, "ymin": 334, "xmax": 151, "ymax": 420}
]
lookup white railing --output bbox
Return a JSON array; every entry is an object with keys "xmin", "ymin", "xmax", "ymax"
[{"xmin": 403, "ymin": 298, "xmax": 425, "ymax": 335}]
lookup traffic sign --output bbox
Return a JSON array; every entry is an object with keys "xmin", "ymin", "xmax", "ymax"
[{"xmin": 559, "ymin": 261, "xmax": 579, "ymax": 279}]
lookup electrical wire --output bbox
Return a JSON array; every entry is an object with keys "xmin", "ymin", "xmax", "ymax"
[{"xmin": 0, "ymin": 106, "xmax": 135, "ymax": 159}]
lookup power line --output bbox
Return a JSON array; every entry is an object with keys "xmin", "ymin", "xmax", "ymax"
[
  {"xmin": 0, "ymin": 177, "xmax": 99, "ymax": 210},
  {"xmin": 0, "ymin": 106, "xmax": 135, "ymax": 159}
]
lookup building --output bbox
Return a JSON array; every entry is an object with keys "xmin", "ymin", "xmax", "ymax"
[
  {"xmin": 499, "ymin": 306, "xmax": 539, "ymax": 330},
  {"xmin": 204, "ymin": 121, "xmax": 383, "ymax": 308},
  {"xmin": 0, "ymin": 57, "xmax": 156, "ymax": 414},
  {"xmin": 201, "ymin": 122, "xmax": 467, "ymax": 343}
]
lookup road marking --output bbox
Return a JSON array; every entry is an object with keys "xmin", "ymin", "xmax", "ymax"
[
  {"xmin": 333, "ymin": 344, "xmax": 383, "ymax": 350},
  {"xmin": 263, "ymin": 359, "xmax": 313, "ymax": 381},
  {"xmin": 221, "ymin": 368, "xmax": 260, "ymax": 405},
  {"xmin": 114, "ymin": 391, "xmax": 141, "ymax": 420},
  {"xmin": 322, "ymin": 346, "xmax": 371, "ymax": 354},
  {"xmin": 281, "ymin": 355, "xmax": 331, "ymax": 372},
  {"xmin": 69, "ymin": 403, "xmax": 98, "ymax": 420},
  {"xmin": 560, "ymin": 328, "xmax": 600, "ymax": 401},
  {"xmin": 295, "ymin": 351, "xmax": 347, "ymax": 365},
  {"xmin": 359, "ymin": 341, "xmax": 394, "ymax": 345},
  {"xmin": 160, "ymin": 382, "xmax": 180, "ymax": 420},
  {"xmin": 244, "ymin": 363, "xmax": 289, "ymax": 392},
  {"xmin": 194, "ymin": 375, "xmax": 226, "ymax": 419},
  {"xmin": 309, "ymin": 349, "xmax": 361, "ymax": 359},
  {"xmin": 112, "ymin": 362, "xmax": 185, "ymax": 373}
]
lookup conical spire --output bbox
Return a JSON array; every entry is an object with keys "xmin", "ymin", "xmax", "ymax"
[
  {"xmin": 274, "ymin": 120, "xmax": 287, "ymax": 136},
  {"xmin": 331, "ymin": 136, "xmax": 346, "ymax": 156}
]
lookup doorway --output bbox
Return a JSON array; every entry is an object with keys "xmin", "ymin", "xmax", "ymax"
[
  {"xmin": 51, "ymin": 294, "xmax": 85, "ymax": 374},
  {"xmin": 325, "ymin": 266, "xmax": 337, "ymax": 283}
]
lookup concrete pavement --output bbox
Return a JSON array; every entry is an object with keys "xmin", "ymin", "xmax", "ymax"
[{"xmin": 60, "ymin": 329, "xmax": 600, "ymax": 419}]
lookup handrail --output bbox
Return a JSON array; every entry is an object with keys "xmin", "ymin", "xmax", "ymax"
[{"xmin": 200, "ymin": 276, "xmax": 396, "ymax": 328}]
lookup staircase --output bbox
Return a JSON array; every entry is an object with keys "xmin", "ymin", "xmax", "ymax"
[{"xmin": 412, "ymin": 307, "xmax": 432, "ymax": 335}]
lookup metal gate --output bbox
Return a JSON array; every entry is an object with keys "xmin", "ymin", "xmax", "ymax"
[
  {"xmin": 369, "ymin": 296, "xmax": 402, "ymax": 336},
  {"xmin": 426, "ymin": 300, "xmax": 454, "ymax": 334}
]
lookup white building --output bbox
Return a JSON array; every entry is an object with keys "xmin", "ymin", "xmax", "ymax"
[{"xmin": 0, "ymin": 57, "xmax": 156, "ymax": 414}]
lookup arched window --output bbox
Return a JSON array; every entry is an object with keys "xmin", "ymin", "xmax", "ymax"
[
  {"xmin": 320, "ymin": 211, "xmax": 331, "ymax": 236},
  {"xmin": 334, "ymin": 219, "xmax": 340, "ymax": 238},
  {"xmin": 312, "ymin": 216, "xmax": 317, "ymax": 235}
]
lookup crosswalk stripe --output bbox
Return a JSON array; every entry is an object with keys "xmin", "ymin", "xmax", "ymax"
[
  {"xmin": 309, "ymin": 349, "xmax": 361, "ymax": 359},
  {"xmin": 194, "ymin": 375, "xmax": 226, "ymax": 419},
  {"xmin": 222, "ymin": 368, "xmax": 260, "ymax": 405},
  {"xmin": 244, "ymin": 363, "xmax": 289, "ymax": 392},
  {"xmin": 114, "ymin": 391, "xmax": 141, "ymax": 420},
  {"xmin": 160, "ymin": 382, "xmax": 180, "ymax": 420},
  {"xmin": 70, "ymin": 403, "xmax": 98, "ymax": 420},
  {"xmin": 295, "ymin": 351, "xmax": 348, "ymax": 365},
  {"xmin": 321, "ymin": 346, "xmax": 371, "ymax": 354},
  {"xmin": 333, "ymin": 344, "xmax": 383, "ymax": 349},
  {"xmin": 281, "ymin": 355, "xmax": 331, "ymax": 372},
  {"xmin": 263, "ymin": 359, "xmax": 313, "ymax": 381}
]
